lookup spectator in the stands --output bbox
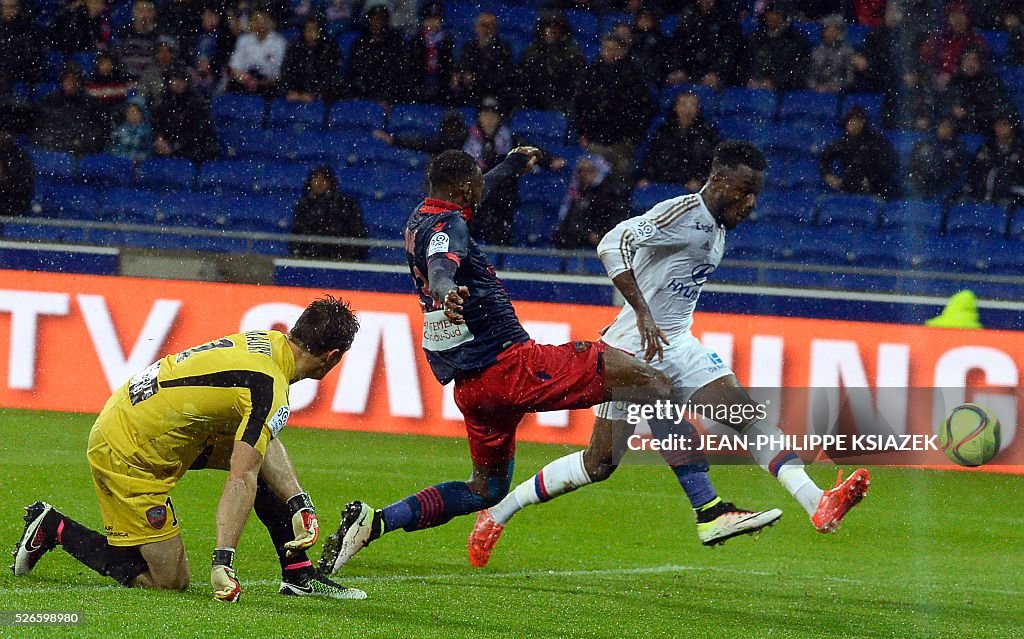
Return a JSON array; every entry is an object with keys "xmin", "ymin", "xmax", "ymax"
[
  {"xmin": 908, "ymin": 115, "xmax": 966, "ymax": 199},
  {"xmin": 346, "ymin": 5, "xmax": 411, "ymax": 103},
  {"xmin": 136, "ymin": 40, "xmax": 180, "ymax": 101},
  {"xmin": 808, "ymin": 15, "xmax": 855, "ymax": 93},
  {"xmin": 554, "ymin": 154, "xmax": 628, "ymax": 249},
  {"xmin": 84, "ymin": 52, "xmax": 133, "ymax": 130},
  {"xmin": 108, "ymin": 99, "xmax": 152, "ymax": 163},
  {"xmin": 518, "ymin": 10, "xmax": 585, "ymax": 113},
  {"xmin": 452, "ymin": 11, "xmax": 515, "ymax": 107},
  {"xmin": 851, "ymin": 0, "xmax": 886, "ymax": 26},
  {"xmin": 575, "ymin": 33, "xmax": 652, "ymax": 176},
  {"xmin": 281, "ymin": 18, "xmax": 342, "ymax": 103},
  {"xmin": 293, "ymin": 0, "xmax": 352, "ymax": 39},
  {"xmin": 157, "ymin": 0, "xmax": 200, "ymax": 52},
  {"xmin": 629, "ymin": 9, "xmax": 670, "ymax": 87},
  {"xmin": 638, "ymin": 92, "xmax": 719, "ymax": 191},
  {"xmin": 290, "ymin": 165, "xmax": 368, "ymax": 261},
  {"xmin": 409, "ymin": 2, "xmax": 455, "ymax": 104},
  {"xmin": 463, "ymin": 97, "xmax": 521, "ymax": 245},
  {"xmin": 747, "ymin": 0, "xmax": 811, "ymax": 92},
  {"xmin": 151, "ymin": 65, "xmax": 217, "ymax": 161},
  {"xmin": 31, "ymin": 65, "xmax": 105, "ymax": 154},
  {"xmin": 667, "ymin": 0, "xmax": 744, "ymax": 89},
  {"xmin": 372, "ymin": 109, "xmax": 468, "ymax": 154},
  {"xmin": 227, "ymin": 8, "xmax": 286, "ymax": 95},
  {"xmin": 0, "ymin": 0, "xmax": 44, "ymax": 85},
  {"xmin": 114, "ymin": 0, "xmax": 161, "ymax": 80},
  {"xmin": 851, "ymin": 0, "xmax": 901, "ymax": 93},
  {"xmin": 920, "ymin": 2, "xmax": 986, "ymax": 88},
  {"xmin": 50, "ymin": 0, "xmax": 111, "ymax": 54},
  {"xmin": 1005, "ymin": 8, "xmax": 1024, "ymax": 66},
  {"xmin": 190, "ymin": 6, "xmax": 234, "ymax": 78},
  {"xmin": 945, "ymin": 49, "xmax": 1014, "ymax": 135},
  {"xmin": 0, "ymin": 131, "xmax": 33, "ymax": 220},
  {"xmin": 819, "ymin": 106, "xmax": 899, "ymax": 198},
  {"xmin": 961, "ymin": 115, "xmax": 1024, "ymax": 207}
]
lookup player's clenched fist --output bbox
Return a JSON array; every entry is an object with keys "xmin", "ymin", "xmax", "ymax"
[
  {"xmin": 444, "ymin": 286, "xmax": 469, "ymax": 324},
  {"xmin": 211, "ymin": 548, "xmax": 241, "ymax": 603},
  {"xmin": 284, "ymin": 493, "xmax": 319, "ymax": 556}
]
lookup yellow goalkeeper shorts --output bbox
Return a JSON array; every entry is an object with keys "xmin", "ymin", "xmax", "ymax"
[{"xmin": 86, "ymin": 428, "xmax": 181, "ymax": 547}]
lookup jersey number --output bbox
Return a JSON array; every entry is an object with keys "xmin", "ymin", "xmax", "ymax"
[{"xmin": 175, "ymin": 338, "xmax": 234, "ymax": 363}]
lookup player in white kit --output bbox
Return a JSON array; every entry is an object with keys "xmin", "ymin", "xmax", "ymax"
[{"xmin": 467, "ymin": 142, "xmax": 870, "ymax": 567}]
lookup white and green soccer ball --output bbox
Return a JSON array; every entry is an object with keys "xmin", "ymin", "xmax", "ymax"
[{"xmin": 938, "ymin": 403, "xmax": 1001, "ymax": 467}]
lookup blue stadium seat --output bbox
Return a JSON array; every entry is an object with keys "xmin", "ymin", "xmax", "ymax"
[
  {"xmin": 389, "ymin": 103, "xmax": 447, "ymax": 138},
  {"xmin": 766, "ymin": 156, "xmax": 820, "ymax": 192},
  {"xmin": 779, "ymin": 91, "xmax": 838, "ymax": 125},
  {"xmin": 715, "ymin": 115, "xmax": 761, "ymax": 143},
  {"xmin": 724, "ymin": 225, "xmax": 791, "ymax": 261},
  {"xmin": 578, "ymin": 39, "xmax": 599, "ymax": 63},
  {"xmin": 970, "ymin": 236, "xmax": 1024, "ymax": 273},
  {"xmin": 565, "ymin": 9, "xmax": 598, "ymax": 41},
  {"xmin": 221, "ymin": 195, "xmax": 293, "ymax": 232},
  {"xmin": 630, "ymin": 182, "xmax": 684, "ymax": 213},
  {"xmin": 846, "ymin": 24, "xmax": 869, "ymax": 49},
  {"xmin": 944, "ymin": 202, "xmax": 1009, "ymax": 238},
  {"xmin": 841, "ymin": 92, "xmax": 885, "ymax": 125},
  {"xmin": 880, "ymin": 199, "xmax": 945, "ymax": 235},
  {"xmin": 225, "ymin": 129, "xmax": 289, "ymax": 160},
  {"xmin": 496, "ymin": 6, "xmax": 540, "ymax": 39},
  {"xmin": 134, "ymin": 158, "xmax": 197, "ymax": 191},
  {"xmin": 376, "ymin": 167, "xmax": 426, "ymax": 201},
  {"xmin": 847, "ymin": 230, "xmax": 912, "ymax": 269},
  {"xmin": 718, "ymin": 88, "xmax": 777, "ymax": 122},
  {"xmin": 763, "ymin": 122, "xmax": 837, "ymax": 158},
  {"xmin": 211, "ymin": 94, "xmax": 265, "ymax": 128},
  {"xmin": 335, "ymin": 166, "xmax": 385, "ymax": 200},
  {"xmin": 286, "ymin": 131, "xmax": 350, "ymax": 162},
  {"xmin": 520, "ymin": 172, "xmax": 569, "ymax": 208},
  {"xmin": 753, "ymin": 192, "xmax": 817, "ymax": 227},
  {"xmin": 511, "ymin": 203, "xmax": 559, "ymax": 247},
  {"xmin": 362, "ymin": 201, "xmax": 409, "ymax": 241},
  {"xmin": 158, "ymin": 193, "xmax": 225, "ymax": 229},
  {"xmin": 345, "ymin": 140, "xmax": 430, "ymax": 170},
  {"xmin": 959, "ymin": 133, "xmax": 985, "ymax": 155},
  {"xmin": 31, "ymin": 83, "xmax": 58, "ymax": 102},
  {"xmin": 792, "ymin": 20, "xmax": 822, "ymax": 46},
  {"xmin": 1012, "ymin": 210, "xmax": 1024, "ymax": 238},
  {"xmin": 884, "ymin": 130, "xmax": 926, "ymax": 164},
  {"xmin": 268, "ymin": 99, "xmax": 326, "ymax": 131},
  {"xmin": 564, "ymin": 256, "xmax": 606, "ymax": 275},
  {"xmin": 503, "ymin": 254, "xmax": 565, "ymax": 273},
  {"xmin": 659, "ymin": 83, "xmax": 718, "ymax": 116},
  {"xmin": 981, "ymin": 30, "xmax": 1009, "ymax": 61},
  {"xmin": 97, "ymin": 188, "xmax": 163, "ymax": 223},
  {"xmin": 79, "ymin": 154, "xmax": 134, "ymax": 187},
  {"xmin": 32, "ymin": 184, "xmax": 100, "ymax": 220},
  {"xmin": 328, "ymin": 100, "xmax": 387, "ymax": 133},
  {"xmin": 790, "ymin": 230, "xmax": 850, "ymax": 265},
  {"xmin": 912, "ymin": 237, "xmax": 982, "ymax": 272},
  {"xmin": 508, "ymin": 110, "xmax": 568, "ymax": 147},
  {"xmin": 816, "ymin": 194, "xmax": 882, "ymax": 230},
  {"xmin": 252, "ymin": 162, "xmax": 310, "ymax": 197},
  {"xmin": 27, "ymin": 147, "xmax": 76, "ymax": 181},
  {"xmin": 198, "ymin": 160, "xmax": 261, "ymax": 194}
]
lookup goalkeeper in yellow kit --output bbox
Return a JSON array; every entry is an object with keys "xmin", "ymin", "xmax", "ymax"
[{"xmin": 12, "ymin": 296, "xmax": 363, "ymax": 602}]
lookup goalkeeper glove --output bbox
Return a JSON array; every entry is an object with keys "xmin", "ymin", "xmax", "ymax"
[
  {"xmin": 211, "ymin": 548, "xmax": 241, "ymax": 603},
  {"xmin": 283, "ymin": 492, "xmax": 319, "ymax": 556}
]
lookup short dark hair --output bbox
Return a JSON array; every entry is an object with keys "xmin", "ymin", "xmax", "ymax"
[
  {"xmin": 290, "ymin": 295, "xmax": 359, "ymax": 356},
  {"xmin": 427, "ymin": 150, "xmax": 479, "ymax": 191},
  {"xmin": 712, "ymin": 140, "xmax": 767, "ymax": 172}
]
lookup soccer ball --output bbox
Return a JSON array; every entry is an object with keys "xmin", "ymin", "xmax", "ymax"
[{"xmin": 938, "ymin": 403, "xmax": 1001, "ymax": 467}]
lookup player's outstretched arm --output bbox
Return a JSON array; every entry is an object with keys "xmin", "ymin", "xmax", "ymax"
[
  {"xmin": 480, "ymin": 146, "xmax": 542, "ymax": 203},
  {"xmin": 211, "ymin": 440, "xmax": 263, "ymax": 602},
  {"xmin": 597, "ymin": 218, "xmax": 670, "ymax": 362},
  {"xmin": 260, "ymin": 438, "xmax": 319, "ymax": 556}
]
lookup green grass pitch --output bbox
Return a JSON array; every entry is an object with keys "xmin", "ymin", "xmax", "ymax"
[{"xmin": 0, "ymin": 408, "xmax": 1022, "ymax": 638}]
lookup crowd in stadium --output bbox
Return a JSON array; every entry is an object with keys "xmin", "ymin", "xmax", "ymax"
[{"xmin": 0, "ymin": 0, "xmax": 1023, "ymax": 257}]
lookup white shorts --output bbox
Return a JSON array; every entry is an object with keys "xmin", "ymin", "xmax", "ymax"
[{"xmin": 595, "ymin": 333, "xmax": 733, "ymax": 421}]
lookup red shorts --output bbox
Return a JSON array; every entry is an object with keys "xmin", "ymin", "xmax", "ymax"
[{"xmin": 453, "ymin": 339, "xmax": 607, "ymax": 466}]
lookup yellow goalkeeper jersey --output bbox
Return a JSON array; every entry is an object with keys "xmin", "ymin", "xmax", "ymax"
[{"xmin": 93, "ymin": 330, "xmax": 295, "ymax": 478}]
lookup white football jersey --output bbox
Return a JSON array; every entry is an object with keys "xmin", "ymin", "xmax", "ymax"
[{"xmin": 596, "ymin": 193, "xmax": 725, "ymax": 354}]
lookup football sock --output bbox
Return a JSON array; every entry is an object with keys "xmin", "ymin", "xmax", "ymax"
[
  {"xmin": 380, "ymin": 481, "xmax": 491, "ymax": 533},
  {"xmin": 647, "ymin": 416, "xmax": 717, "ymax": 509},
  {"xmin": 252, "ymin": 478, "xmax": 313, "ymax": 580},
  {"xmin": 54, "ymin": 512, "xmax": 149, "ymax": 586},
  {"xmin": 489, "ymin": 451, "xmax": 590, "ymax": 526},
  {"xmin": 742, "ymin": 421, "xmax": 823, "ymax": 516}
]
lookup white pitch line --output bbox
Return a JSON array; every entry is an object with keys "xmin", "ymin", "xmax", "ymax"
[{"xmin": 5, "ymin": 563, "xmax": 1021, "ymax": 598}]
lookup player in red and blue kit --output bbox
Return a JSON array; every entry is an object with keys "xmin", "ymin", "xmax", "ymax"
[{"xmin": 319, "ymin": 148, "xmax": 674, "ymax": 574}]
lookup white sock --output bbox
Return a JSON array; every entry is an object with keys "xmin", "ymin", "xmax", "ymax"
[
  {"xmin": 489, "ymin": 451, "xmax": 591, "ymax": 525},
  {"xmin": 742, "ymin": 421, "xmax": 824, "ymax": 517}
]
